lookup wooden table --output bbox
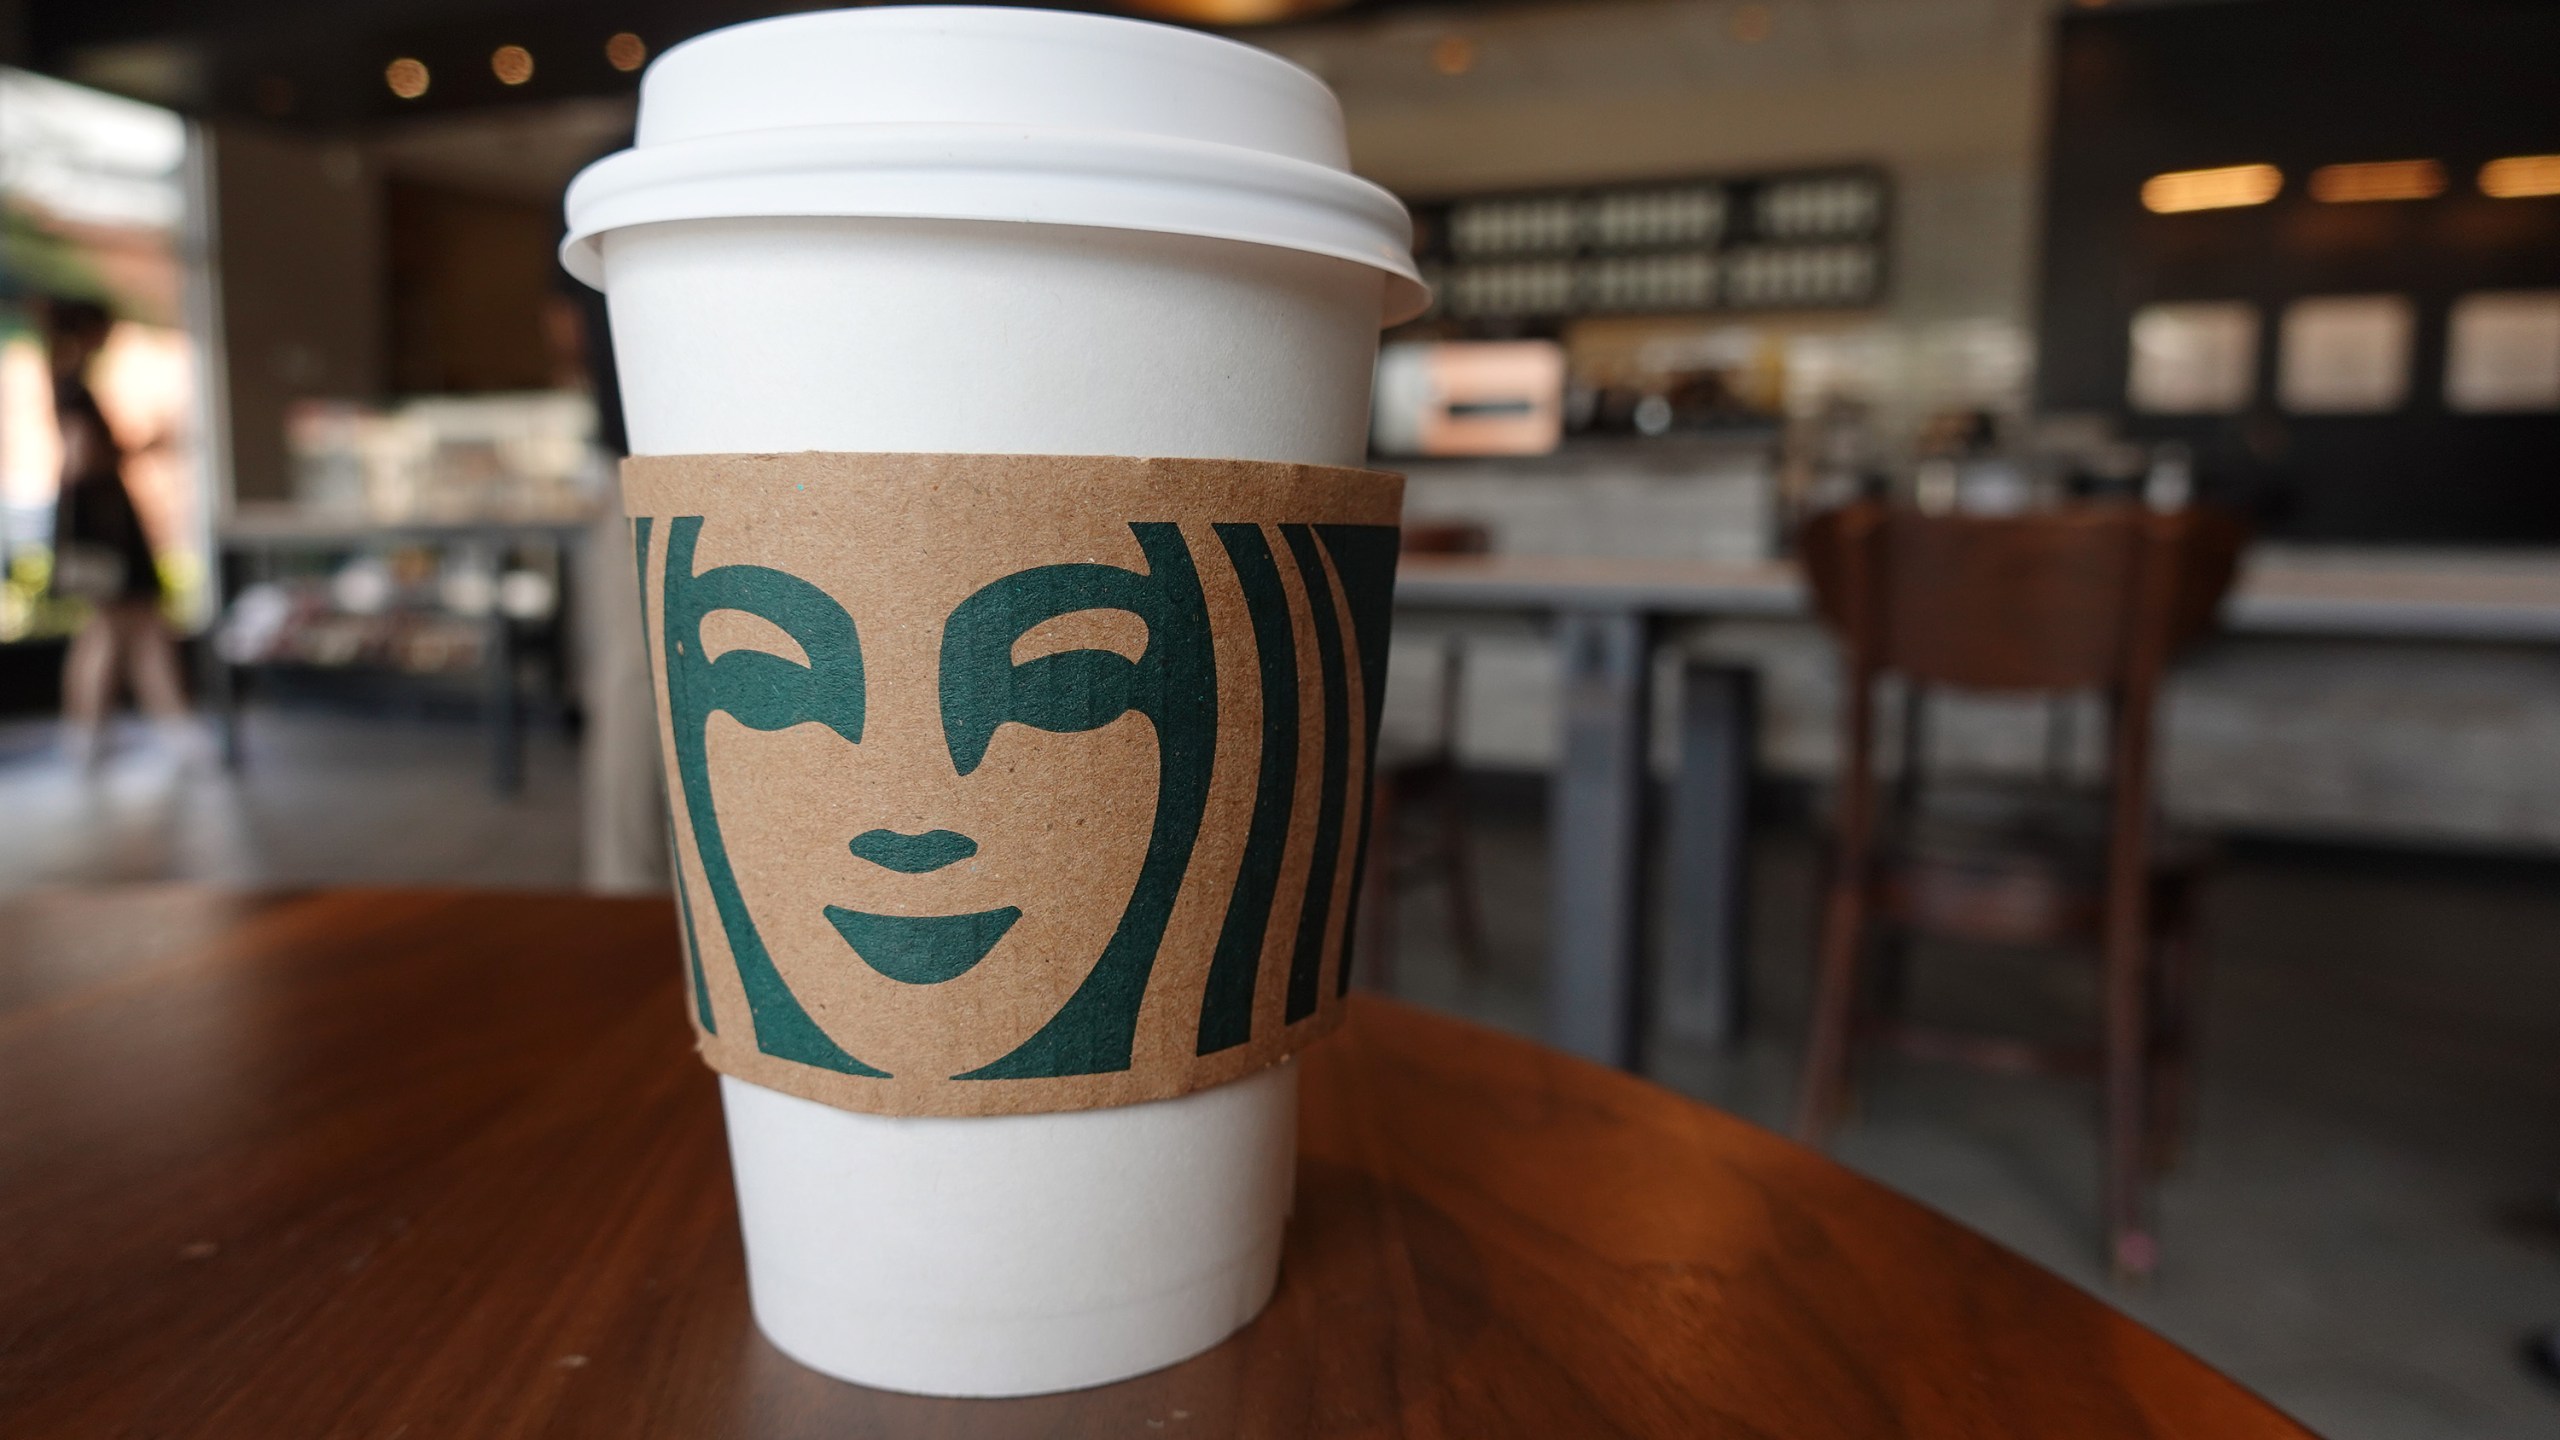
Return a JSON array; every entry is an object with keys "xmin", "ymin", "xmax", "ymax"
[
  {"xmin": 0, "ymin": 888, "xmax": 2313, "ymax": 1438},
  {"xmin": 1394, "ymin": 549, "xmax": 2560, "ymax": 1069}
]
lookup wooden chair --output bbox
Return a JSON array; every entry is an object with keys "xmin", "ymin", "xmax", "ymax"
[
  {"xmin": 1358, "ymin": 521, "xmax": 1492, "ymax": 990},
  {"xmin": 1793, "ymin": 500, "xmax": 2245, "ymax": 1281}
]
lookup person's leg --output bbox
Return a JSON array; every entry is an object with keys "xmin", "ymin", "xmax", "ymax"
[
  {"xmin": 112, "ymin": 600, "xmax": 206, "ymax": 764},
  {"xmin": 115, "ymin": 601, "xmax": 191, "ymax": 723},
  {"xmin": 59, "ymin": 608, "xmax": 122, "ymax": 766}
]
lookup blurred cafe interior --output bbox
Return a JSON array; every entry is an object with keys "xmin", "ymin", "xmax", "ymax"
[{"xmin": 5, "ymin": 0, "xmax": 2560, "ymax": 1434}]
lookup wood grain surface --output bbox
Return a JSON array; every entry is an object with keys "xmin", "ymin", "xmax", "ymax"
[{"xmin": 0, "ymin": 887, "xmax": 2316, "ymax": 1438}]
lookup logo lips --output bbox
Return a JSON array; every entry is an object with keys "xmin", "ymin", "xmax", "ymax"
[
  {"xmin": 848, "ymin": 827, "xmax": 980, "ymax": 874},
  {"xmin": 825, "ymin": 905, "xmax": 1022, "ymax": 985},
  {"xmin": 833, "ymin": 829, "xmax": 1011, "ymax": 985}
]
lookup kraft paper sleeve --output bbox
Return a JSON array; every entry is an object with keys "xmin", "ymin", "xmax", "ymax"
[{"xmin": 623, "ymin": 451, "xmax": 1405, "ymax": 1117}]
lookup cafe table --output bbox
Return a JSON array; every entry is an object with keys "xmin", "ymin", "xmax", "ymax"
[
  {"xmin": 0, "ymin": 887, "xmax": 2312, "ymax": 1438},
  {"xmin": 1395, "ymin": 549, "xmax": 2560, "ymax": 1072}
]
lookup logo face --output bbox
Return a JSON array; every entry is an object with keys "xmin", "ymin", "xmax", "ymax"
[{"xmin": 632, "ymin": 479, "xmax": 1397, "ymax": 1101}]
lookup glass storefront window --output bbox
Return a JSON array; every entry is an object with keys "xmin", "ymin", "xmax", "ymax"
[{"xmin": 0, "ymin": 67, "xmax": 205, "ymax": 641}]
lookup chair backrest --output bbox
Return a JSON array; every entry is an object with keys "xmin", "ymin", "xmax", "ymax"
[
  {"xmin": 1800, "ymin": 503, "xmax": 2245, "ymax": 693},
  {"xmin": 1801, "ymin": 503, "xmax": 2250, "ymax": 1029},
  {"xmin": 1402, "ymin": 519, "xmax": 1493, "ymax": 557}
]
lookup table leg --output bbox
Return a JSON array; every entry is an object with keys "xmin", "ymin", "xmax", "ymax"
[
  {"xmin": 1547, "ymin": 608, "xmax": 1654, "ymax": 1069},
  {"xmin": 211, "ymin": 658, "xmax": 244, "ymax": 771},
  {"xmin": 209, "ymin": 547, "xmax": 245, "ymax": 771},
  {"xmin": 489, "ymin": 614, "xmax": 521, "ymax": 795},
  {"xmin": 1662, "ymin": 661, "xmax": 1758, "ymax": 1049}
]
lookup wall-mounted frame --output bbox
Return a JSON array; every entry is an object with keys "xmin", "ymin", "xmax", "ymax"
[
  {"xmin": 2278, "ymin": 296, "xmax": 2415, "ymax": 415},
  {"xmin": 2128, "ymin": 301, "xmax": 2259, "ymax": 414},
  {"xmin": 2445, "ymin": 291, "xmax": 2560, "ymax": 413}
]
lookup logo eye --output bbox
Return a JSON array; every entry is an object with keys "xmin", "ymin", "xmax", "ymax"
[
  {"xmin": 699, "ymin": 607, "xmax": 811, "ymax": 667},
  {"xmin": 1011, "ymin": 608, "xmax": 1148, "ymax": 667}
]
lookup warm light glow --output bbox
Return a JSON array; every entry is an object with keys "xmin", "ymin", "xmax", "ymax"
[
  {"xmin": 1729, "ymin": 4, "xmax": 1775, "ymax": 43},
  {"xmin": 606, "ymin": 32, "xmax": 648, "ymax": 72},
  {"xmin": 385, "ymin": 58, "xmax": 429, "ymax": 100},
  {"xmin": 2309, "ymin": 159, "xmax": 2446, "ymax": 203},
  {"xmin": 2480, "ymin": 155, "xmax": 2560, "ymax": 199},
  {"xmin": 1118, "ymin": 0, "xmax": 1356, "ymax": 22},
  {"xmin": 491, "ymin": 45, "xmax": 534, "ymax": 86},
  {"xmin": 1430, "ymin": 36, "xmax": 1477, "ymax": 76},
  {"xmin": 2140, "ymin": 164, "xmax": 2283, "ymax": 214}
]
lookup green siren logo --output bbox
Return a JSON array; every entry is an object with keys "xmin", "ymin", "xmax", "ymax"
[{"xmin": 636, "ymin": 503, "xmax": 1397, "ymax": 1089}]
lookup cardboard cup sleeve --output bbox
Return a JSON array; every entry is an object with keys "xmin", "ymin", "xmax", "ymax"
[{"xmin": 625, "ymin": 452, "xmax": 1405, "ymax": 1118}]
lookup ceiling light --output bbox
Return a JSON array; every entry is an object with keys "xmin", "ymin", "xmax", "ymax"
[
  {"xmin": 385, "ymin": 58, "xmax": 429, "ymax": 100},
  {"xmin": 606, "ymin": 33, "xmax": 648, "ymax": 73},
  {"xmin": 1430, "ymin": 36, "xmax": 1477, "ymax": 76},
  {"xmin": 2308, "ymin": 159, "xmax": 2445, "ymax": 203},
  {"xmin": 491, "ymin": 45, "xmax": 534, "ymax": 86},
  {"xmin": 1117, "ymin": 0, "xmax": 1357, "ymax": 23},
  {"xmin": 2480, "ymin": 155, "xmax": 2560, "ymax": 199},
  {"xmin": 2140, "ymin": 164, "xmax": 2282, "ymax": 214}
]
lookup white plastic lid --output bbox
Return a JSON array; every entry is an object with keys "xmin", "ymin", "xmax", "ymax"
[{"xmin": 562, "ymin": 6, "xmax": 1426, "ymax": 325}]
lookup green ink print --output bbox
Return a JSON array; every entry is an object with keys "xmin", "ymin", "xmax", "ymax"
[
  {"xmin": 668, "ymin": 823, "xmax": 718, "ymax": 1034},
  {"xmin": 849, "ymin": 828, "xmax": 980, "ymax": 874},
  {"xmin": 1279, "ymin": 525, "xmax": 1350, "ymax": 1023},
  {"xmin": 631, "ymin": 516, "xmax": 655, "ymax": 604},
  {"xmin": 646, "ymin": 509, "xmax": 1357, "ymax": 1087},
  {"xmin": 638, "ymin": 516, "xmax": 719, "ymax": 1035},
  {"xmin": 826, "ymin": 905, "xmax": 1021, "ymax": 984},
  {"xmin": 1196, "ymin": 524, "xmax": 1300, "ymax": 1055},
  {"xmin": 1318, "ymin": 525, "xmax": 1401, "ymax": 996},
  {"xmin": 662, "ymin": 516, "xmax": 889, "ymax": 1077},
  {"xmin": 951, "ymin": 523, "xmax": 1218, "ymax": 1080}
]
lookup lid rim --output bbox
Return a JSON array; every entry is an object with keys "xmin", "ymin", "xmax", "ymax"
[{"xmin": 562, "ymin": 123, "xmax": 1428, "ymax": 325}]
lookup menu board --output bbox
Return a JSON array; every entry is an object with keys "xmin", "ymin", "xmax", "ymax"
[{"xmin": 1406, "ymin": 168, "xmax": 1890, "ymax": 326}]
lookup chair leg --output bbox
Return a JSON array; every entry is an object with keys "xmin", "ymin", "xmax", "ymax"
[
  {"xmin": 1358, "ymin": 775, "xmax": 1400, "ymax": 993},
  {"xmin": 1872, "ymin": 928, "xmax": 1913, "ymax": 1020},
  {"xmin": 1435, "ymin": 767, "xmax": 1490, "ymax": 975},
  {"xmin": 2102, "ymin": 908, "xmax": 2156, "ymax": 1282},
  {"xmin": 1794, "ymin": 867, "xmax": 1871, "ymax": 1145},
  {"xmin": 2146, "ymin": 876, "xmax": 2202, "ymax": 1175}
]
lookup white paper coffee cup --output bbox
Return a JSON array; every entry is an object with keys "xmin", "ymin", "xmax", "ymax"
[{"xmin": 565, "ymin": 5, "xmax": 1421, "ymax": 1399}]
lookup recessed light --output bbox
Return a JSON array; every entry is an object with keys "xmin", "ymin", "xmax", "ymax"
[
  {"xmin": 2141, "ymin": 164, "xmax": 2283, "ymax": 213},
  {"xmin": 385, "ymin": 58, "xmax": 429, "ymax": 100},
  {"xmin": 2480, "ymin": 155, "xmax": 2560, "ymax": 199},
  {"xmin": 2308, "ymin": 160, "xmax": 2445, "ymax": 203}
]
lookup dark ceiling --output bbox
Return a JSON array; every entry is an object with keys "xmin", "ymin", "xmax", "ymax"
[{"xmin": 21, "ymin": 0, "xmax": 1461, "ymax": 129}]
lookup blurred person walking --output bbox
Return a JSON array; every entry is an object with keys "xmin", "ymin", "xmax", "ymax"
[{"xmin": 44, "ymin": 298, "xmax": 193, "ymax": 769}]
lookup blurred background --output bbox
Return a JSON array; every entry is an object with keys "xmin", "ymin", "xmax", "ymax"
[{"xmin": 1, "ymin": 1, "xmax": 2556, "ymax": 1434}]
